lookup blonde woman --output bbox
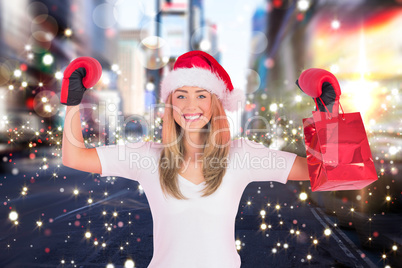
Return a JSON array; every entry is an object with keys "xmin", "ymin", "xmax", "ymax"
[{"xmin": 62, "ymin": 51, "xmax": 310, "ymax": 267}]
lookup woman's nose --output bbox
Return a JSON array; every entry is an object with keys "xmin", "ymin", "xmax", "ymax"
[{"xmin": 186, "ymin": 97, "xmax": 198, "ymax": 107}]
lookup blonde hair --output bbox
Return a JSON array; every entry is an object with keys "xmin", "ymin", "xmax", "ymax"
[{"xmin": 158, "ymin": 93, "xmax": 231, "ymax": 200}]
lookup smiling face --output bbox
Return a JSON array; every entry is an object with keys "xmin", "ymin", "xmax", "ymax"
[{"xmin": 171, "ymin": 86, "xmax": 213, "ymax": 132}]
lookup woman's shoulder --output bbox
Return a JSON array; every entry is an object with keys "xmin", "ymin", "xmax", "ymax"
[
  {"xmin": 147, "ymin": 141, "xmax": 165, "ymax": 155},
  {"xmin": 230, "ymin": 137, "xmax": 268, "ymax": 152},
  {"xmin": 230, "ymin": 137, "xmax": 258, "ymax": 147},
  {"xmin": 121, "ymin": 140, "xmax": 163, "ymax": 160},
  {"xmin": 230, "ymin": 138, "xmax": 243, "ymax": 148},
  {"xmin": 229, "ymin": 137, "xmax": 248, "ymax": 154},
  {"xmin": 115, "ymin": 140, "xmax": 163, "ymax": 154}
]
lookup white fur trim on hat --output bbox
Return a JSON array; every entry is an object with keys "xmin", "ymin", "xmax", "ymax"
[
  {"xmin": 223, "ymin": 87, "xmax": 245, "ymax": 112},
  {"xmin": 160, "ymin": 67, "xmax": 244, "ymax": 112}
]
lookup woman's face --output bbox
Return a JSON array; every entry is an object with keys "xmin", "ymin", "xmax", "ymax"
[{"xmin": 171, "ymin": 86, "xmax": 213, "ymax": 131}]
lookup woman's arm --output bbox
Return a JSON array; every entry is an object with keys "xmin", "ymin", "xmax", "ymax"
[
  {"xmin": 62, "ymin": 105, "xmax": 102, "ymax": 174},
  {"xmin": 287, "ymin": 156, "xmax": 310, "ymax": 181}
]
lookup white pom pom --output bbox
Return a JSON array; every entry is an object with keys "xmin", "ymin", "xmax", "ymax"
[{"xmin": 223, "ymin": 88, "xmax": 245, "ymax": 112}]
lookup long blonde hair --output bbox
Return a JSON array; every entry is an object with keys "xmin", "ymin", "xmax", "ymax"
[{"xmin": 158, "ymin": 93, "xmax": 231, "ymax": 200}]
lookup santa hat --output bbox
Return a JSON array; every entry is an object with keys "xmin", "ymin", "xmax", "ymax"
[{"xmin": 160, "ymin": 50, "xmax": 245, "ymax": 112}]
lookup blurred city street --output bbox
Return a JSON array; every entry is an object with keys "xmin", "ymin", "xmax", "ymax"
[
  {"xmin": 1, "ymin": 0, "xmax": 402, "ymax": 267},
  {"xmin": 1, "ymin": 150, "xmax": 400, "ymax": 267}
]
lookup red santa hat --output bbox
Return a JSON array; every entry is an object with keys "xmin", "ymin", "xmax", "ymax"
[{"xmin": 160, "ymin": 50, "xmax": 245, "ymax": 112}]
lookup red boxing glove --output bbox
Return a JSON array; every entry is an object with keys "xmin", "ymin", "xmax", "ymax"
[
  {"xmin": 295, "ymin": 68, "xmax": 341, "ymax": 114},
  {"xmin": 60, "ymin": 57, "xmax": 102, "ymax": 106}
]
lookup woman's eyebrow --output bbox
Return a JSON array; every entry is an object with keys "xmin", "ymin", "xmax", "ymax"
[{"xmin": 175, "ymin": 89, "xmax": 208, "ymax": 93}]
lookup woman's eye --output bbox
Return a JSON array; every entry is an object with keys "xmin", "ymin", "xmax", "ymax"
[{"xmin": 177, "ymin": 95, "xmax": 206, "ymax": 99}]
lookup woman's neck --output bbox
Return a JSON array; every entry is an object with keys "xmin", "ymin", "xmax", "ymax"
[{"xmin": 183, "ymin": 132, "xmax": 206, "ymax": 161}]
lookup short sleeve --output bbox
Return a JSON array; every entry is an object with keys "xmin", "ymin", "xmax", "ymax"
[
  {"xmin": 239, "ymin": 138, "xmax": 297, "ymax": 184},
  {"xmin": 96, "ymin": 141, "xmax": 160, "ymax": 182}
]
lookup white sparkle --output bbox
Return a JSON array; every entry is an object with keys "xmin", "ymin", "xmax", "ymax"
[
  {"xmin": 324, "ymin": 228, "xmax": 331, "ymax": 236},
  {"xmin": 9, "ymin": 211, "xmax": 18, "ymax": 221},
  {"xmin": 124, "ymin": 259, "xmax": 135, "ymax": 268},
  {"xmin": 85, "ymin": 231, "xmax": 91, "ymax": 238},
  {"xmin": 299, "ymin": 192, "xmax": 308, "ymax": 201}
]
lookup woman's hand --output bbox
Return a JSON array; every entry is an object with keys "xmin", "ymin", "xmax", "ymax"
[
  {"xmin": 295, "ymin": 68, "xmax": 341, "ymax": 114},
  {"xmin": 60, "ymin": 57, "xmax": 102, "ymax": 106}
]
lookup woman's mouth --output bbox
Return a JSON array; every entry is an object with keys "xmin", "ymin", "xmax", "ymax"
[{"xmin": 183, "ymin": 113, "xmax": 202, "ymax": 122}]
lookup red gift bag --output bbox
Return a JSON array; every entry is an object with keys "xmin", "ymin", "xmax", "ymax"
[{"xmin": 303, "ymin": 100, "xmax": 377, "ymax": 191}]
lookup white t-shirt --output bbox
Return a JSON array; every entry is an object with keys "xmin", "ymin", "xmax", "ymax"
[{"xmin": 96, "ymin": 138, "xmax": 297, "ymax": 268}]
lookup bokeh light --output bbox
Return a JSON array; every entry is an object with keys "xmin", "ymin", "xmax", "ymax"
[
  {"xmin": 33, "ymin": 90, "xmax": 59, "ymax": 117},
  {"xmin": 92, "ymin": 3, "xmax": 118, "ymax": 29},
  {"xmin": 42, "ymin": 54, "xmax": 54, "ymax": 65},
  {"xmin": 0, "ymin": 62, "xmax": 11, "ymax": 86},
  {"xmin": 64, "ymin": 28, "xmax": 72, "ymax": 37},
  {"xmin": 31, "ymin": 15, "xmax": 58, "ymax": 43},
  {"xmin": 250, "ymin": 31, "xmax": 269, "ymax": 54},
  {"xmin": 331, "ymin": 19, "xmax": 341, "ymax": 29},
  {"xmin": 190, "ymin": 26, "xmax": 221, "ymax": 55},
  {"xmin": 137, "ymin": 36, "xmax": 171, "ymax": 70},
  {"xmin": 245, "ymin": 69, "xmax": 261, "ymax": 94},
  {"xmin": 297, "ymin": 0, "xmax": 311, "ymax": 11},
  {"xmin": 26, "ymin": 1, "xmax": 48, "ymax": 16}
]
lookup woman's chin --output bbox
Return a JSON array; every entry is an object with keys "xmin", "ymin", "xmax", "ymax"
[{"xmin": 182, "ymin": 123, "xmax": 209, "ymax": 131}]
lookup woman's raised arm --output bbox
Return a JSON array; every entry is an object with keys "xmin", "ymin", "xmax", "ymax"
[
  {"xmin": 60, "ymin": 57, "xmax": 102, "ymax": 174},
  {"xmin": 62, "ymin": 105, "xmax": 101, "ymax": 174}
]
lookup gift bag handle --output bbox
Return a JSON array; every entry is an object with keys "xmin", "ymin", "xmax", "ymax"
[{"xmin": 314, "ymin": 97, "xmax": 345, "ymax": 120}]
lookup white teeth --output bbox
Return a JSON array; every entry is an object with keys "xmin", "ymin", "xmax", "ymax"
[{"xmin": 184, "ymin": 114, "xmax": 201, "ymax": 120}]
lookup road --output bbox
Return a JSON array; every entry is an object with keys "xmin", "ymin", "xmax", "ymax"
[{"xmin": 0, "ymin": 150, "xmax": 397, "ymax": 268}]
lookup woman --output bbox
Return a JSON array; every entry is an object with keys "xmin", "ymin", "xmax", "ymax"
[{"xmin": 62, "ymin": 51, "xmax": 310, "ymax": 267}]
